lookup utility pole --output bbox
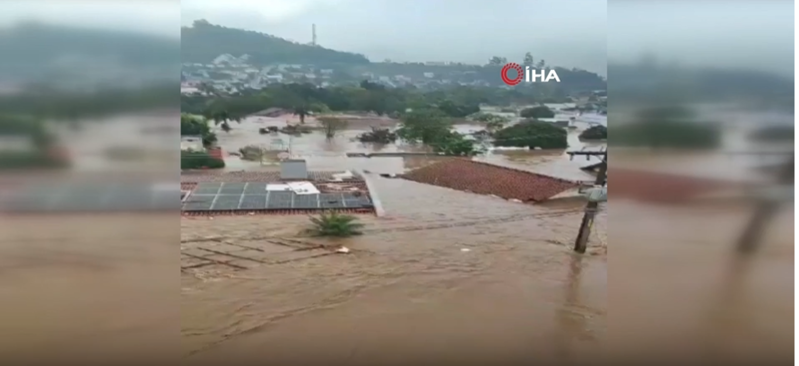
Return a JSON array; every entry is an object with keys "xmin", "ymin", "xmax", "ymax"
[
  {"xmin": 568, "ymin": 150, "xmax": 608, "ymax": 253},
  {"xmin": 736, "ymin": 155, "xmax": 793, "ymax": 254}
]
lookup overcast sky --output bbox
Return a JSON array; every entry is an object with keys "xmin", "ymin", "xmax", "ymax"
[
  {"xmin": 0, "ymin": 1, "xmax": 793, "ymax": 78},
  {"xmin": 181, "ymin": 0, "xmax": 609, "ymax": 74}
]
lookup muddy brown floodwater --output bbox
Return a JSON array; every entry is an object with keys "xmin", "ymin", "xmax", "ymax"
[
  {"xmin": 181, "ymin": 174, "xmax": 608, "ymax": 364},
  {"xmin": 182, "ymin": 117, "xmax": 788, "ymax": 364},
  {"xmin": 183, "ymin": 119, "xmax": 610, "ymax": 364}
]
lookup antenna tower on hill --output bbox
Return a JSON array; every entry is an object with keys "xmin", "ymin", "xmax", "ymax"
[{"xmin": 312, "ymin": 24, "xmax": 317, "ymax": 46}]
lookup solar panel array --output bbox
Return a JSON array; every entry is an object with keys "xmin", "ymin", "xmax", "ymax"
[
  {"xmin": 1, "ymin": 183, "xmax": 181, "ymax": 212},
  {"xmin": 182, "ymin": 182, "xmax": 373, "ymax": 212}
]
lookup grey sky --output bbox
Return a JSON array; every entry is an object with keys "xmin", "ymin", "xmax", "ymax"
[
  {"xmin": 181, "ymin": 0, "xmax": 608, "ymax": 74},
  {"xmin": 609, "ymin": 1, "xmax": 794, "ymax": 77},
  {"xmin": 0, "ymin": 1, "xmax": 179, "ymax": 38},
  {"xmin": 2, "ymin": 1, "xmax": 792, "ymax": 78}
]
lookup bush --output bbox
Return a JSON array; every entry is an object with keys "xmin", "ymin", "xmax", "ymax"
[
  {"xmin": 238, "ymin": 145, "xmax": 265, "ymax": 161},
  {"xmin": 579, "ymin": 125, "xmax": 607, "ymax": 140},
  {"xmin": 181, "ymin": 151, "xmax": 225, "ymax": 169},
  {"xmin": 357, "ymin": 127, "xmax": 398, "ymax": 143},
  {"xmin": 520, "ymin": 106, "xmax": 555, "ymax": 119},
  {"xmin": 0, "ymin": 151, "xmax": 69, "ymax": 170},
  {"xmin": 612, "ymin": 120, "xmax": 720, "ymax": 149},
  {"xmin": 749, "ymin": 125, "xmax": 794, "ymax": 142},
  {"xmin": 307, "ymin": 211, "xmax": 364, "ymax": 237},
  {"xmin": 493, "ymin": 120, "xmax": 568, "ymax": 149},
  {"xmin": 430, "ymin": 131, "xmax": 478, "ymax": 156}
]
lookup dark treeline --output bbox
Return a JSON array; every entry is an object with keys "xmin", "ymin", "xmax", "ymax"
[
  {"xmin": 181, "ymin": 81, "xmax": 572, "ymax": 120},
  {"xmin": 0, "ymin": 84, "xmax": 178, "ymax": 120}
]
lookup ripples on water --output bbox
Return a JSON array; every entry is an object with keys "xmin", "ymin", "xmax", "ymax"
[
  {"xmin": 183, "ymin": 112, "xmax": 792, "ymax": 364},
  {"xmin": 181, "ymin": 175, "xmax": 607, "ymax": 364},
  {"xmin": 177, "ymin": 117, "xmax": 614, "ymax": 363}
]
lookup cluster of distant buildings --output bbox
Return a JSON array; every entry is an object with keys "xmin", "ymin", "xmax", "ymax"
[{"xmin": 181, "ymin": 54, "xmax": 498, "ymax": 95}]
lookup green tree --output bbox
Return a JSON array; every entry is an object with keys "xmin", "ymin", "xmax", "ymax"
[
  {"xmin": 520, "ymin": 106, "xmax": 555, "ymax": 119},
  {"xmin": 293, "ymin": 104, "xmax": 309, "ymax": 124},
  {"xmin": 203, "ymin": 108, "xmax": 240, "ymax": 132},
  {"xmin": 181, "ymin": 151, "xmax": 225, "ymax": 169},
  {"xmin": 429, "ymin": 131, "xmax": 478, "ymax": 156},
  {"xmin": 318, "ymin": 117, "xmax": 348, "ymax": 139},
  {"xmin": 396, "ymin": 108, "xmax": 452, "ymax": 145},
  {"xmin": 579, "ymin": 125, "xmax": 607, "ymax": 141},
  {"xmin": 181, "ymin": 114, "xmax": 217, "ymax": 147},
  {"xmin": 488, "ymin": 56, "xmax": 508, "ymax": 66},
  {"xmin": 493, "ymin": 120, "xmax": 568, "ymax": 149},
  {"xmin": 748, "ymin": 125, "xmax": 794, "ymax": 143},
  {"xmin": 523, "ymin": 52, "xmax": 534, "ymax": 67},
  {"xmin": 612, "ymin": 106, "xmax": 720, "ymax": 149}
]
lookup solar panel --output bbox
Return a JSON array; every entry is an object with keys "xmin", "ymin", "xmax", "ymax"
[
  {"xmin": 267, "ymin": 191, "xmax": 293, "ymax": 209},
  {"xmin": 211, "ymin": 195, "xmax": 242, "ymax": 210},
  {"xmin": 293, "ymin": 194, "xmax": 319, "ymax": 209},
  {"xmin": 1, "ymin": 183, "xmax": 183, "ymax": 212},
  {"xmin": 183, "ymin": 202, "xmax": 213, "ymax": 211},
  {"xmin": 194, "ymin": 182, "xmax": 222, "ymax": 194},
  {"xmin": 178, "ymin": 181, "xmax": 374, "ymax": 213},
  {"xmin": 266, "ymin": 200, "xmax": 292, "ymax": 209},
  {"xmin": 186, "ymin": 194, "xmax": 213, "ymax": 203},
  {"xmin": 240, "ymin": 195, "xmax": 267, "ymax": 209},
  {"xmin": 219, "ymin": 182, "xmax": 246, "ymax": 194},
  {"xmin": 319, "ymin": 193, "xmax": 345, "ymax": 209},
  {"xmin": 244, "ymin": 182, "xmax": 268, "ymax": 194}
]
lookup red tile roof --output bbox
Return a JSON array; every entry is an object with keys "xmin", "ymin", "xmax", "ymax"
[
  {"xmin": 401, "ymin": 159, "xmax": 580, "ymax": 203},
  {"xmin": 610, "ymin": 168, "xmax": 747, "ymax": 203}
]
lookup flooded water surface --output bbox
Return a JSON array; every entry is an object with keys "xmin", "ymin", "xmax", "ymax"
[
  {"xmin": 182, "ymin": 177, "xmax": 607, "ymax": 364},
  {"xmin": 178, "ymin": 112, "xmax": 790, "ymax": 364}
]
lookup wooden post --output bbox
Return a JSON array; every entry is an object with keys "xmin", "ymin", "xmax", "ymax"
[
  {"xmin": 735, "ymin": 156, "xmax": 793, "ymax": 254},
  {"xmin": 574, "ymin": 153, "xmax": 607, "ymax": 253}
]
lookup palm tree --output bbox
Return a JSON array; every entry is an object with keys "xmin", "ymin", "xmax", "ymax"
[
  {"xmin": 307, "ymin": 211, "xmax": 364, "ymax": 237},
  {"xmin": 293, "ymin": 104, "xmax": 309, "ymax": 124},
  {"xmin": 204, "ymin": 109, "xmax": 240, "ymax": 133}
]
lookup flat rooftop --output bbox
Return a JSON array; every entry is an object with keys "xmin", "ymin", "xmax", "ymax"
[{"xmin": 182, "ymin": 182, "xmax": 374, "ymax": 216}]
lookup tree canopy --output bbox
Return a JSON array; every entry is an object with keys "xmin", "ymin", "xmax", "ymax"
[
  {"xmin": 181, "ymin": 83, "xmax": 508, "ymax": 120},
  {"xmin": 611, "ymin": 106, "xmax": 720, "ymax": 149},
  {"xmin": 579, "ymin": 125, "xmax": 607, "ymax": 140},
  {"xmin": 520, "ymin": 105, "xmax": 555, "ymax": 119},
  {"xmin": 493, "ymin": 120, "xmax": 568, "ymax": 149}
]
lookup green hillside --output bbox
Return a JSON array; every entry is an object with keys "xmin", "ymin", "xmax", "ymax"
[
  {"xmin": 0, "ymin": 22, "xmax": 178, "ymax": 81},
  {"xmin": 181, "ymin": 20, "xmax": 370, "ymax": 65}
]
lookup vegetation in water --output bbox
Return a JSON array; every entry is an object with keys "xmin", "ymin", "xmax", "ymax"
[
  {"xmin": 612, "ymin": 106, "xmax": 720, "ymax": 149},
  {"xmin": 493, "ymin": 120, "xmax": 568, "ymax": 149},
  {"xmin": 0, "ymin": 115, "xmax": 68, "ymax": 170},
  {"xmin": 748, "ymin": 125, "xmax": 794, "ymax": 143},
  {"xmin": 307, "ymin": 211, "xmax": 365, "ymax": 238},
  {"xmin": 318, "ymin": 117, "xmax": 348, "ymax": 138},
  {"xmin": 181, "ymin": 113, "xmax": 217, "ymax": 148},
  {"xmin": 238, "ymin": 145, "xmax": 265, "ymax": 161},
  {"xmin": 579, "ymin": 125, "xmax": 608, "ymax": 141},
  {"xmin": 357, "ymin": 127, "xmax": 399, "ymax": 144},
  {"xmin": 397, "ymin": 108, "xmax": 478, "ymax": 156},
  {"xmin": 181, "ymin": 151, "xmax": 225, "ymax": 170},
  {"xmin": 520, "ymin": 106, "xmax": 555, "ymax": 119}
]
